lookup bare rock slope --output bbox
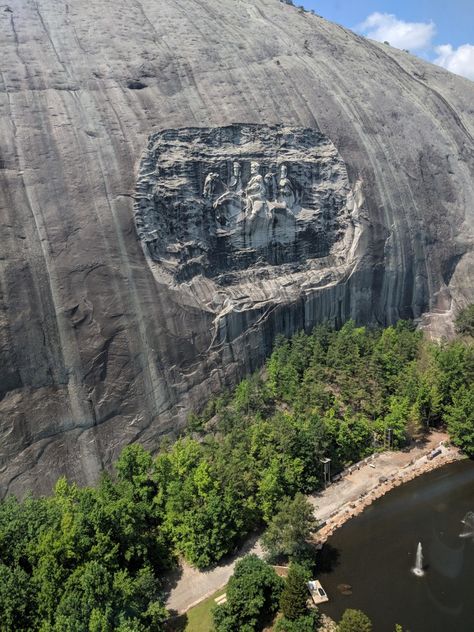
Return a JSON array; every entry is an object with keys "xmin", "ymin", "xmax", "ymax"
[{"xmin": 0, "ymin": 0, "xmax": 473, "ymax": 495}]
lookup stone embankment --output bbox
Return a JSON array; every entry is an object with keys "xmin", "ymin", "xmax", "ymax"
[
  {"xmin": 312, "ymin": 439, "xmax": 463, "ymax": 546},
  {"xmin": 318, "ymin": 614, "xmax": 338, "ymax": 632}
]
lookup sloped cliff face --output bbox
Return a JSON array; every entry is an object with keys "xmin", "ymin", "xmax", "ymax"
[{"xmin": 0, "ymin": 0, "xmax": 473, "ymax": 496}]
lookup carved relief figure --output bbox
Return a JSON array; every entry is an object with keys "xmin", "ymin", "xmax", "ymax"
[
  {"xmin": 245, "ymin": 161, "xmax": 268, "ymax": 219},
  {"xmin": 264, "ymin": 165, "xmax": 277, "ymax": 201},
  {"xmin": 135, "ymin": 125, "xmax": 351, "ymax": 282},
  {"xmin": 203, "ymin": 160, "xmax": 299, "ymax": 232},
  {"xmin": 203, "ymin": 172, "xmax": 221, "ymax": 200},
  {"xmin": 278, "ymin": 163, "xmax": 296, "ymax": 210},
  {"xmin": 229, "ymin": 161, "xmax": 242, "ymax": 192},
  {"xmin": 213, "ymin": 162, "xmax": 244, "ymax": 226}
]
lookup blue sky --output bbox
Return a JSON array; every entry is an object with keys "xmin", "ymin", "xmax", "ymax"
[{"xmin": 301, "ymin": 0, "xmax": 474, "ymax": 80}]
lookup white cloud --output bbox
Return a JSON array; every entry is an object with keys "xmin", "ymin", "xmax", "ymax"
[
  {"xmin": 434, "ymin": 44, "xmax": 474, "ymax": 81},
  {"xmin": 357, "ymin": 12, "xmax": 436, "ymax": 51}
]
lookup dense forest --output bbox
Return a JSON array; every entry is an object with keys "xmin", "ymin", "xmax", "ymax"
[{"xmin": 0, "ymin": 318, "xmax": 473, "ymax": 631}]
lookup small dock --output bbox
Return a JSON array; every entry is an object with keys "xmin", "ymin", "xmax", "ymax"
[{"xmin": 307, "ymin": 580, "xmax": 329, "ymax": 605}]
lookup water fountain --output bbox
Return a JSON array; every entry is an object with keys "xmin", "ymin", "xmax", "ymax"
[
  {"xmin": 412, "ymin": 542, "xmax": 424, "ymax": 577},
  {"xmin": 459, "ymin": 512, "xmax": 474, "ymax": 540}
]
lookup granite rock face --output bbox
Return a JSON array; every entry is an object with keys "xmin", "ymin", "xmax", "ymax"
[{"xmin": 0, "ymin": 0, "xmax": 473, "ymax": 496}]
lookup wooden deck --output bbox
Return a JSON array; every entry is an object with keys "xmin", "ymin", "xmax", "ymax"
[{"xmin": 308, "ymin": 580, "xmax": 329, "ymax": 605}]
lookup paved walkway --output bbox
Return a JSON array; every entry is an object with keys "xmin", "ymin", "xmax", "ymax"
[
  {"xmin": 166, "ymin": 431, "xmax": 460, "ymax": 613},
  {"xmin": 310, "ymin": 432, "xmax": 461, "ymax": 542}
]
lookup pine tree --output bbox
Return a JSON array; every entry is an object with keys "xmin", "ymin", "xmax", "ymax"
[{"xmin": 280, "ymin": 563, "xmax": 310, "ymax": 620}]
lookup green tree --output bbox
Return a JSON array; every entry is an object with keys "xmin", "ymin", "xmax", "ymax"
[
  {"xmin": 455, "ymin": 304, "xmax": 474, "ymax": 337},
  {"xmin": 262, "ymin": 493, "xmax": 318, "ymax": 562},
  {"xmin": 445, "ymin": 386, "xmax": 474, "ymax": 456},
  {"xmin": 337, "ymin": 608, "xmax": 373, "ymax": 632},
  {"xmin": 274, "ymin": 611, "xmax": 319, "ymax": 631},
  {"xmin": 280, "ymin": 563, "xmax": 311, "ymax": 620},
  {"xmin": 161, "ymin": 439, "xmax": 252, "ymax": 568},
  {"xmin": 377, "ymin": 396, "xmax": 412, "ymax": 447},
  {"xmin": 434, "ymin": 342, "xmax": 474, "ymax": 406},
  {"xmin": 336, "ymin": 415, "xmax": 372, "ymax": 464},
  {"xmin": 0, "ymin": 564, "xmax": 36, "ymax": 631},
  {"xmin": 373, "ymin": 323, "xmax": 420, "ymax": 391},
  {"xmin": 52, "ymin": 561, "xmax": 113, "ymax": 630},
  {"xmin": 267, "ymin": 339, "xmax": 301, "ymax": 403},
  {"xmin": 116, "ymin": 444, "xmax": 152, "ymax": 483},
  {"xmin": 212, "ymin": 555, "xmax": 284, "ymax": 632}
]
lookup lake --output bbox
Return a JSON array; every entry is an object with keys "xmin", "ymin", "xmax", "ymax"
[{"xmin": 318, "ymin": 459, "xmax": 474, "ymax": 632}]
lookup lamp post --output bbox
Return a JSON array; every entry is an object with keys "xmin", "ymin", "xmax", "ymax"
[{"xmin": 321, "ymin": 457, "xmax": 331, "ymax": 488}]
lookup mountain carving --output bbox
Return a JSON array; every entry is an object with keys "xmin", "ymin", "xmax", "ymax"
[
  {"xmin": 0, "ymin": 0, "xmax": 473, "ymax": 496},
  {"xmin": 135, "ymin": 125, "xmax": 357, "ymax": 283}
]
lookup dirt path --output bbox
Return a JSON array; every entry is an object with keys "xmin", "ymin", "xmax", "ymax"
[{"xmin": 166, "ymin": 431, "xmax": 462, "ymax": 614}]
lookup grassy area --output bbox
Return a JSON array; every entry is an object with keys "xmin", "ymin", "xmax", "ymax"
[
  {"xmin": 181, "ymin": 586, "xmax": 280, "ymax": 632},
  {"xmin": 185, "ymin": 587, "xmax": 226, "ymax": 632}
]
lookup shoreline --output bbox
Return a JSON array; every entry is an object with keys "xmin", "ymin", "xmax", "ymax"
[
  {"xmin": 312, "ymin": 439, "xmax": 464, "ymax": 546},
  {"xmin": 166, "ymin": 432, "xmax": 463, "ymax": 614}
]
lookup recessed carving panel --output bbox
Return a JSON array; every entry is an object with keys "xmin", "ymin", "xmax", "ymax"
[{"xmin": 135, "ymin": 125, "xmax": 354, "ymax": 284}]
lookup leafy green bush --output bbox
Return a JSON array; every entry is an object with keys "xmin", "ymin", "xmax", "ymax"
[
  {"xmin": 262, "ymin": 494, "xmax": 318, "ymax": 562},
  {"xmin": 445, "ymin": 386, "xmax": 474, "ymax": 456},
  {"xmin": 275, "ymin": 611, "xmax": 320, "ymax": 631},
  {"xmin": 212, "ymin": 555, "xmax": 284, "ymax": 632},
  {"xmin": 455, "ymin": 304, "xmax": 474, "ymax": 337},
  {"xmin": 337, "ymin": 608, "xmax": 373, "ymax": 632}
]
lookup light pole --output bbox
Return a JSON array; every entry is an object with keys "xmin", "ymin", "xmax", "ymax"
[{"xmin": 321, "ymin": 457, "xmax": 331, "ymax": 488}]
